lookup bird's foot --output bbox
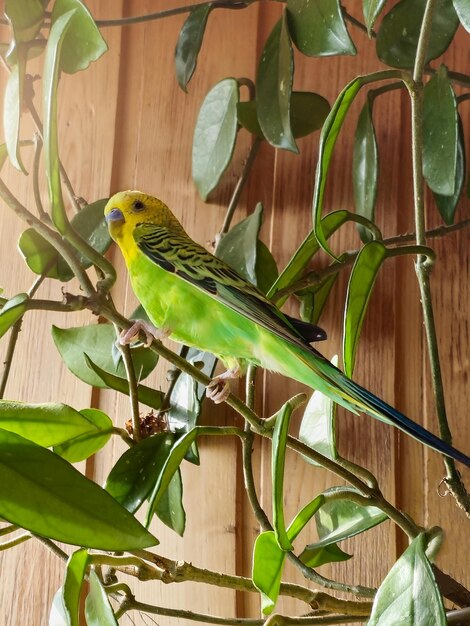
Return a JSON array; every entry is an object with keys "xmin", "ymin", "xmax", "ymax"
[
  {"xmin": 206, "ymin": 366, "xmax": 241, "ymax": 404},
  {"xmin": 120, "ymin": 320, "xmax": 171, "ymax": 348}
]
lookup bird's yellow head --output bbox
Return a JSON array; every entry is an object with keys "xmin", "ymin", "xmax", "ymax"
[{"xmin": 104, "ymin": 190, "xmax": 186, "ymax": 245}]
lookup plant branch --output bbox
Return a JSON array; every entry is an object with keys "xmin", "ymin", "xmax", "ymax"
[
  {"xmin": 342, "ymin": 7, "xmax": 376, "ymax": 38},
  {"xmin": 0, "ymin": 533, "xmax": 31, "ymax": 551},
  {"xmin": 33, "ymin": 534, "xmax": 68, "ymax": 561},
  {"xmin": 114, "ymin": 324, "xmax": 142, "ymax": 442}
]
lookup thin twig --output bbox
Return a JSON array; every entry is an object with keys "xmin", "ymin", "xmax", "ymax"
[
  {"xmin": 342, "ymin": 7, "xmax": 376, "ymax": 38},
  {"xmin": 114, "ymin": 324, "xmax": 142, "ymax": 442},
  {"xmin": 33, "ymin": 534, "xmax": 68, "ymax": 561},
  {"xmin": 0, "ymin": 533, "xmax": 31, "ymax": 551}
]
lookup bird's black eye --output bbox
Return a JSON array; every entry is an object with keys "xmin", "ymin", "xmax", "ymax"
[{"xmin": 133, "ymin": 200, "xmax": 145, "ymax": 212}]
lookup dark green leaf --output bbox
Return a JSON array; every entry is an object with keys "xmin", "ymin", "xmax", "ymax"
[
  {"xmin": 0, "ymin": 293, "xmax": 28, "ymax": 339},
  {"xmin": 453, "ymin": 0, "xmax": 470, "ymax": 32},
  {"xmin": 368, "ymin": 534, "xmax": 446, "ymax": 625},
  {"xmin": 5, "ymin": 0, "xmax": 45, "ymax": 43},
  {"xmin": 84, "ymin": 571, "xmax": 118, "ymax": 626},
  {"xmin": 192, "ymin": 78, "xmax": 239, "ymax": 200},
  {"xmin": 237, "ymin": 92, "xmax": 330, "ymax": 140},
  {"xmin": 376, "ymin": 0, "xmax": 459, "ymax": 69},
  {"xmin": 155, "ymin": 467, "xmax": 186, "ymax": 536},
  {"xmin": 287, "ymin": 0, "xmax": 356, "ymax": 56},
  {"xmin": 256, "ymin": 12, "xmax": 297, "ymax": 152},
  {"xmin": 51, "ymin": 324, "xmax": 158, "ymax": 387},
  {"xmin": 353, "ymin": 99, "xmax": 378, "ymax": 243},
  {"xmin": 53, "ymin": 408, "xmax": 113, "ymax": 463},
  {"xmin": 343, "ymin": 241, "xmax": 388, "ymax": 378},
  {"xmin": 146, "ymin": 428, "xmax": 199, "ymax": 526},
  {"xmin": 51, "ymin": 0, "xmax": 108, "ymax": 74},
  {"xmin": 423, "ymin": 66, "xmax": 458, "ymax": 196},
  {"xmin": 63, "ymin": 549, "xmax": 89, "ymax": 626},
  {"xmin": 0, "ymin": 400, "xmax": 111, "ymax": 451},
  {"xmin": 433, "ymin": 117, "xmax": 465, "ymax": 224},
  {"xmin": 3, "ymin": 49, "xmax": 27, "ymax": 172},
  {"xmin": 175, "ymin": 3, "xmax": 212, "ymax": 91},
  {"xmin": 252, "ymin": 530, "xmax": 286, "ymax": 615},
  {"xmin": 300, "ymin": 542, "xmax": 351, "ymax": 567},
  {"xmin": 84, "ymin": 356, "xmax": 164, "ymax": 411},
  {"xmin": 67, "ymin": 199, "xmax": 112, "ymax": 265},
  {"xmin": 256, "ymin": 241, "xmax": 279, "ymax": 295},
  {"xmin": 363, "ymin": 0, "xmax": 388, "ymax": 33},
  {"xmin": 0, "ymin": 429, "xmax": 157, "ymax": 550},
  {"xmin": 299, "ymin": 357, "xmax": 338, "ymax": 465},
  {"xmin": 298, "ymin": 273, "xmax": 338, "ymax": 325},
  {"xmin": 105, "ymin": 433, "xmax": 174, "ymax": 514},
  {"xmin": 286, "ymin": 494, "xmax": 325, "ymax": 542}
]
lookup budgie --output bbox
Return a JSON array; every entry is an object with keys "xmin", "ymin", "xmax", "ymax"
[{"xmin": 104, "ymin": 190, "xmax": 470, "ymax": 467}]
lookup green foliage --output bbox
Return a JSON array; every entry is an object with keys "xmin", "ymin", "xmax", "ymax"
[
  {"xmin": 84, "ymin": 571, "xmax": 118, "ymax": 626},
  {"xmin": 175, "ymin": 3, "xmax": 212, "ymax": 91}
]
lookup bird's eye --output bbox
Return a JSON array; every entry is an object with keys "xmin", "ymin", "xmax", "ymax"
[{"xmin": 133, "ymin": 200, "xmax": 145, "ymax": 212}]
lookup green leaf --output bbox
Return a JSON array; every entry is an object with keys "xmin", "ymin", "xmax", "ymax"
[
  {"xmin": 146, "ymin": 428, "xmax": 199, "ymax": 526},
  {"xmin": 51, "ymin": 324, "xmax": 158, "ymax": 387},
  {"xmin": 63, "ymin": 549, "xmax": 89, "ymax": 626},
  {"xmin": 84, "ymin": 571, "xmax": 118, "ymax": 626},
  {"xmin": 192, "ymin": 78, "xmax": 239, "ymax": 200},
  {"xmin": 298, "ymin": 273, "xmax": 338, "ymax": 325},
  {"xmin": 0, "ymin": 293, "xmax": 28, "ymax": 339},
  {"xmin": 376, "ymin": 0, "xmax": 459, "ymax": 69},
  {"xmin": 175, "ymin": 3, "xmax": 212, "ymax": 91},
  {"xmin": 363, "ymin": 0, "xmax": 388, "ymax": 33},
  {"xmin": 19, "ymin": 199, "xmax": 112, "ymax": 281},
  {"xmin": 433, "ymin": 117, "xmax": 465, "ymax": 224},
  {"xmin": 5, "ymin": 0, "xmax": 45, "ymax": 43},
  {"xmin": 0, "ymin": 400, "xmax": 111, "ymax": 451},
  {"xmin": 237, "ymin": 92, "xmax": 330, "ymax": 140},
  {"xmin": 105, "ymin": 433, "xmax": 175, "ymax": 514},
  {"xmin": 267, "ymin": 210, "xmax": 351, "ymax": 304},
  {"xmin": 368, "ymin": 534, "xmax": 446, "ymax": 626},
  {"xmin": 53, "ymin": 408, "xmax": 113, "ymax": 463},
  {"xmin": 300, "ymin": 542, "xmax": 352, "ymax": 567},
  {"xmin": 453, "ymin": 0, "xmax": 470, "ymax": 32},
  {"xmin": 43, "ymin": 9, "xmax": 76, "ymax": 232},
  {"xmin": 286, "ymin": 494, "xmax": 325, "ymax": 542},
  {"xmin": 83, "ymin": 356, "xmax": 164, "ymax": 411},
  {"xmin": 256, "ymin": 240, "xmax": 279, "ymax": 295},
  {"xmin": 49, "ymin": 587, "xmax": 69, "ymax": 626},
  {"xmin": 256, "ymin": 12, "xmax": 297, "ymax": 152},
  {"xmin": 343, "ymin": 241, "xmax": 388, "ymax": 378},
  {"xmin": 423, "ymin": 66, "xmax": 458, "ymax": 196},
  {"xmin": 287, "ymin": 0, "xmax": 356, "ymax": 56},
  {"xmin": 353, "ymin": 99, "xmax": 378, "ymax": 243},
  {"xmin": 299, "ymin": 356, "xmax": 338, "ymax": 465},
  {"xmin": 307, "ymin": 486, "xmax": 387, "ymax": 549},
  {"xmin": 3, "ymin": 49, "xmax": 27, "ymax": 172},
  {"xmin": 155, "ymin": 467, "xmax": 186, "ymax": 537},
  {"xmin": 51, "ymin": 0, "xmax": 108, "ymax": 74},
  {"xmin": 252, "ymin": 530, "xmax": 286, "ymax": 615},
  {"xmin": 0, "ymin": 428, "xmax": 158, "ymax": 550},
  {"xmin": 272, "ymin": 398, "xmax": 299, "ymax": 551}
]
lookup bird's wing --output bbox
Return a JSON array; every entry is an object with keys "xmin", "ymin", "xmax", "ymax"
[{"xmin": 134, "ymin": 223, "xmax": 325, "ymax": 352}]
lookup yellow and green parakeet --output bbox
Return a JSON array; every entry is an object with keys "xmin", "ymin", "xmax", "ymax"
[{"xmin": 104, "ymin": 190, "xmax": 470, "ymax": 467}]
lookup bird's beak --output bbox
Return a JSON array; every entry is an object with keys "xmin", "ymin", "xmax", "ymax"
[{"xmin": 105, "ymin": 208, "xmax": 125, "ymax": 223}]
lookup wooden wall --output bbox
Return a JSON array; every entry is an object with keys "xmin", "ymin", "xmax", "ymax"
[{"xmin": 0, "ymin": 1, "xmax": 469, "ymax": 624}]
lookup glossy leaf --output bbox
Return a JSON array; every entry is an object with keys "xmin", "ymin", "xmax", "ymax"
[
  {"xmin": 272, "ymin": 398, "xmax": 298, "ymax": 551},
  {"xmin": 51, "ymin": 0, "xmax": 108, "ymax": 74},
  {"xmin": 453, "ymin": 0, "xmax": 470, "ymax": 32},
  {"xmin": 237, "ymin": 92, "xmax": 330, "ymax": 140},
  {"xmin": 84, "ymin": 571, "xmax": 118, "ymax": 626},
  {"xmin": 287, "ymin": 0, "xmax": 356, "ymax": 56},
  {"xmin": 3, "ymin": 51, "xmax": 27, "ymax": 172},
  {"xmin": 299, "ymin": 273, "xmax": 338, "ymax": 325},
  {"xmin": 368, "ymin": 534, "xmax": 446, "ymax": 625},
  {"xmin": 376, "ymin": 0, "xmax": 459, "ymax": 69},
  {"xmin": 353, "ymin": 99, "xmax": 378, "ymax": 243},
  {"xmin": 175, "ymin": 3, "xmax": 212, "ymax": 91},
  {"xmin": 256, "ymin": 12, "xmax": 297, "ymax": 152},
  {"xmin": 343, "ymin": 241, "xmax": 388, "ymax": 378},
  {"xmin": 155, "ymin": 467, "xmax": 186, "ymax": 536},
  {"xmin": 423, "ymin": 66, "xmax": 458, "ymax": 196},
  {"xmin": 18, "ymin": 229, "xmax": 63, "ymax": 279},
  {"xmin": 0, "ymin": 400, "xmax": 111, "ymax": 451},
  {"xmin": 433, "ymin": 117, "xmax": 466, "ymax": 224},
  {"xmin": 0, "ymin": 428, "xmax": 157, "ymax": 550},
  {"xmin": 63, "ymin": 549, "xmax": 89, "ymax": 626},
  {"xmin": 363, "ymin": 0, "xmax": 388, "ymax": 33},
  {"xmin": 0, "ymin": 293, "xmax": 28, "ymax": 339},
  {"xmin": 256, "ymin": 241, "xmax": 279, "ymax": 295},
  {"xmin": 146, "ymin": 428, "xmax": 199, "ymax": 526},
  {"xmin": 105, "ymin": 433, "xmax": 175, "ymax": 514},
  {"xmin": 192, "ymin": 78, "xmax": 239, "ymax": 200},
  {"xmin": 286, "ymin": 494, "xmax": 325, "ymax": 542},
  {"xmin": 51, "ymin": 323, "xmax": 158, "ymax": 388},
  {"xmin": 53, "ymin": 408, "xmax": 113, "ymax": 463},
  {"xmin": 252, "ymin": 530, "xmax": 286, "ymax": 615},
  {"xmin": 299, "ymin": 356, "xmax": 338, "ymax": 465},
  {"xmin": 5, "ymin": 0, "xmax": 45, "ymax": 43},
  {"xmin": 301, "ymin": 542, "xmax": 352, "ymax": 567}
]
